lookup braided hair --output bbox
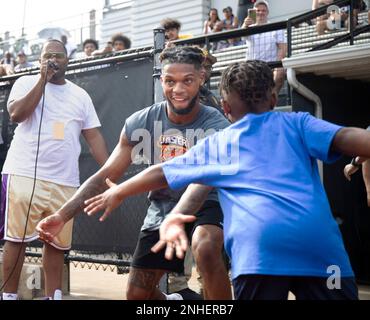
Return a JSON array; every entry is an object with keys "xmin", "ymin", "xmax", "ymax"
[
  {"xmin": 220, "ymin": 60, "xmax": 274, "ymax": 111},
  {"xmin": 160, "ymin": 46, "xmax": 205, "ymax": 70}
]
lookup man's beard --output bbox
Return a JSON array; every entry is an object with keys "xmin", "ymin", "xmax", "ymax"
[
  {"xmin": 167, "ymin": 94, "xmax": 199, "ymax": 115},
  {"xmin": 51, "ymin": 69, "xmax": 65, "ymax": 82}
]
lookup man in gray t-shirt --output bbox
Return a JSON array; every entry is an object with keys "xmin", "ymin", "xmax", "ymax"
[
  {"xmin": 36, "ymin": 46, "xmax": 232, "ymax": 300},
  {"xmin": 123, "ymin": 99, "xmax": 229, "ymax": 299},
  {"xmin": 123, "ymin": 100, "xmax": 227, "ymax": 232}
]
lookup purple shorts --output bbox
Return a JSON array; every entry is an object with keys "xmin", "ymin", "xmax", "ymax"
[{"xmin": 0, "ymin": 174, "xmax": 8, "ymax": 239}]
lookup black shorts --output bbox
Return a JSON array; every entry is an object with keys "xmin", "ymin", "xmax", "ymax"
[
  {"xmin": 232, "ymin": 275, "xmax": 358, "ymax": 300},
  {"xmin": 131, "ymin": 200, "xmax": 223, "ymax": 273}
]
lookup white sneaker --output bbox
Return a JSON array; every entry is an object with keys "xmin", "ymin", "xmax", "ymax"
[{"xmin": 53, "ymin": 289, "xmax": 62, "ymax": 300}]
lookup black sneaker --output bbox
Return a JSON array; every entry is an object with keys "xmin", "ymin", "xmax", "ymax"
[{"xmin": 175, "ymin": 288, "xmax": 203, "ymax": 300}]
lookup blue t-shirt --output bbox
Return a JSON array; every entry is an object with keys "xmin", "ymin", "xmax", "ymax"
[{"xmin": 162, "ymin": 111, "xmax": 354, "ymax": 280}]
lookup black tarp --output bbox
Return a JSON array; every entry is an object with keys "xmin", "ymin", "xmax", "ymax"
[{"xmin": 292, "ymin": 74, "xmax": 370, "ymax": 284}]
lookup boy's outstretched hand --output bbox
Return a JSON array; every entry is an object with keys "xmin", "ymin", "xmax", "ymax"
[
  {"xmin": 151, "ymin": 213, "xmax": 196, "ymax": 260},
  {"xmin": 84, "ymin": 178, "xmax": 124, "ymax": 221}
]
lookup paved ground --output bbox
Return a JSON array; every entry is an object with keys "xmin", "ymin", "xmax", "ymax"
[
  {"xmin": 65, "ymin": 264, "xmax": 370, "ymax": 300},
  {"xmin": 66, "ymin": 264, "xmax": 202, "ymax": 300},
  {"xmin": 1, "ymin": 254, "xmax": 369, "ymax": 300},
  {"xmin": 67, "ymin": 265, "xmax": 127, "ymax": 300}
]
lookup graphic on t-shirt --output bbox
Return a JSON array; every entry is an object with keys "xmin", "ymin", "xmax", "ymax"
[{"xmin": 158, "ymin": 134, "xmax": 189, "ymax": 162}]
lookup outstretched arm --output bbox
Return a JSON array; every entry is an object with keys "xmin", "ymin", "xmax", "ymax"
[
  {"xmin": 84, "ymin": 163, "xmax": 168, "ymax": 221},
  {"xmin": 60, "ymin": 132, "xmax": 133, "ymax": 221},
  {"xmin": 84, "ymin": 133, "xmax": 217, "ymax": 220},
  {"xmin": 36, "ymin": 131, "xmax": 133, "ymax": 242},
  {"xmin": 332, "ymin": 127, "xmax": 370, "ymax": 158}
]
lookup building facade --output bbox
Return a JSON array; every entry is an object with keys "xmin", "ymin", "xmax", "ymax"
[{"xmin": 101, "ymin": 0, "xmax": 313, "ymax": 48}]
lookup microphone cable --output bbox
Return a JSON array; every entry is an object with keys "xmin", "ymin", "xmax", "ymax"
[{"xmin": 1, "ymin": 64, "xmax": 50, "ymax": 294}]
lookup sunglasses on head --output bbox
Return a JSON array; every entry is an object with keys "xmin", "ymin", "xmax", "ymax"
[{"xmin": 42, "ymin": 52, "xmax": 66, "ymax": 60}]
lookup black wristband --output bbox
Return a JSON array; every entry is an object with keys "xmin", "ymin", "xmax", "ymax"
[{"xmin": 351, "ymin": 157, "xmax": 361, "ymax": 168}]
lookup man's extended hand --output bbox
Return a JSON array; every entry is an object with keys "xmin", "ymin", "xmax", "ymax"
[
  {"xmin": 84, "ymin": 178, "xmax": 124, "ymax": 221},
  {"xmin": 151, "ymin": 213, "xmax": 196, "ymax": 260},
  {"xmin": 36, "ymin": 213, "xmax": 65, "ymax": 243}
]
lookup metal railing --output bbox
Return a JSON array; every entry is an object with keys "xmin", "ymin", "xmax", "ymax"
[
  {"xmin": 0, "ymin": 45, "xmax": 154, "ymax": 82},
  {"xmin": 286, "ymin": 0, "xmax": 370, "ymax": 57},
  {"xmin": 173, "ymin": 20, "xmax": 288, "ymax": 71}
]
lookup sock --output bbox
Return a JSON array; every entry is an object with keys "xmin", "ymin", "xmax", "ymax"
[
  {"xmin": 53, "ymin": 289, "xmax": 62, "ymax": 300},
  {"xmin": 2, "ymin": 293, "xmax": 18, "ymax": 300},
  {"xmin": 165, "ymin": 293, "xmax": 183, "ymax": 300}
]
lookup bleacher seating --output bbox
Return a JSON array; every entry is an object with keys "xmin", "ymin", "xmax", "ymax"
[
  {"xmin": 291, "ymin": 11, "xmax": 370, "ymax": 55},
  {"xmin": 207, "ymin": 11, "xmax": 369, "ymax": 111}
]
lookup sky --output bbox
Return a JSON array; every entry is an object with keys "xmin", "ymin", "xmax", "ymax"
[{"xmin": 0, "ymin": 0, "xmax": 109, "ymax": 45}]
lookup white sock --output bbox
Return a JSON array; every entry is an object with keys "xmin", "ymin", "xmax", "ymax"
[
  {"xmin": 2, "ymin": 293, "xmax": 18, "ymax": 300},
  {"xmin": 53, "ymin": 289, "xmax": 62, "ymax": 300},
  {"xmin": 165, "ymin": 293, "xmax": 183, "ymax": 300}
]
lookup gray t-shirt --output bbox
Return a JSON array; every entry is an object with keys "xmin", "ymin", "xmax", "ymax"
[{"xmin": 123, "ymin": 101, "xmax": 230, "ymax": 231}]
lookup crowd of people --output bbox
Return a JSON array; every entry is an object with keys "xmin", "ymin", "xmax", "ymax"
[
  {"xmin": 0, "ymin": 0, "xmax": 370, "ymax": 302},
  {"xmin": 313, "ymin": 0, "xmax": 370, "ymax": 35},
  {"xmin": 0, "ymin": 51, "xmax": 33, "ymax": 76},
  {"xmin": 0, "ymin": 31, "xmax": 132, "ymax": 75}
]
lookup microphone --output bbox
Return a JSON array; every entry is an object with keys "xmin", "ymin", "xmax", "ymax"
[{"xmin": 47, "ymin": 60, "xmax": 59, "ymax": 71}]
